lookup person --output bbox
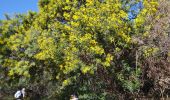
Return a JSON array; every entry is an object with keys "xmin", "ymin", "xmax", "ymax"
[
  {"xmin": 14, "ymin": 88, "xmax": 26, "ymax": 100},
  {"xmin": 70, "ymin": 94, "xmax": 78, "ymax": 100}
]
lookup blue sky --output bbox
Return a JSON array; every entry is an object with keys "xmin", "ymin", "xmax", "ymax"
[
  {"xmin": 0, "ymin": 0, "xmax": 142, "ymax": 20},
  {"xmin": 0, "ymin": 0, "xmax": 38, "ymax": 19},
  {"xmin": 128, "ymin": 1, "xmax": 143, "ymax": 19}
]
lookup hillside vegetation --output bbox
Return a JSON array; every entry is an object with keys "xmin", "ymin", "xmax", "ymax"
[{"xmin": 0, "ymin": 0, "xmax": 169, "ymax": 99}]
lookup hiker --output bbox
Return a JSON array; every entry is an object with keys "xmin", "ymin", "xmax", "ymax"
[
  {"xmin": 70, "ymin": 94, "xmax": 78, "ymax": 100},
  {"xmin": 14, "ymin": 88, "xmax": 26, "ymax": 100}
]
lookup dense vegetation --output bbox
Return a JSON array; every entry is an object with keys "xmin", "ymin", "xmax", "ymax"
[{"xmin": 0, "ymin": 0, "xmax": 169, "ymax": 99}]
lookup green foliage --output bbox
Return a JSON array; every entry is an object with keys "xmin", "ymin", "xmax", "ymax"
[{"xmin": 116, "ymin": 60, "xmax": 141, "ymax": 92}]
